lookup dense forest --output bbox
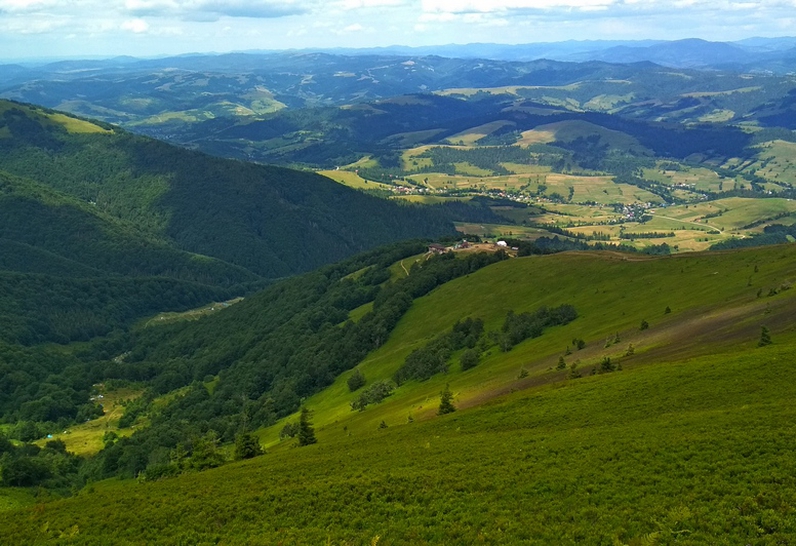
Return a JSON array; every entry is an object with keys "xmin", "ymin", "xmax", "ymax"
[{"xmin": 0, "ymin": 100, "xmax": 456, "ymax": 279}]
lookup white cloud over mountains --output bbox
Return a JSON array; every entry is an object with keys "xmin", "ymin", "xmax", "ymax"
[{"xmin": 0, "ymin": 0, "xmax": 794, "ymax": 58}]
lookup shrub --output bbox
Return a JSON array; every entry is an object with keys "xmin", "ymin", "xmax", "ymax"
[
  {"xmin": 347, "ymin": 368, "xmax": 366, "ymax": 392},
  {"xmin": 460, "ymin": 349, "xmax": 480, "ymax": 371}
]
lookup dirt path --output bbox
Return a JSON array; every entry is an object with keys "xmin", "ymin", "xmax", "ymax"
[
  {"xmin": 652, "ymin": 213, "xmax": 729, "ymax": 236},
  {"xmin": 400, "ymin": 260, "xmax": 409, "ymax": 276}
]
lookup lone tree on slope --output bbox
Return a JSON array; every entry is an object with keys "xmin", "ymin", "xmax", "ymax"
[
  {"xmin": 347, "ymin": 368, "xmax": 366, "ymax": 392},
  {"xmin": 758, "ymin": 325, "xmax": 772, "ymax": 347},
  {"xmin": 298, "ymin": 407, "xmax": 317, "ymax": 446},
  {"xmin": 438, "ymin": 384, "xmax": 456, "ymax": 416}
]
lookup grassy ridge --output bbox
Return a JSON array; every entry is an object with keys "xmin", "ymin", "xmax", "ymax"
[
  {"xmin": 288, "ymin": 244, "xmax": 796, "ymax": 439},
  {"xmin": 3, "ymin": 337, "xmax": 795, "ymax": 544}
]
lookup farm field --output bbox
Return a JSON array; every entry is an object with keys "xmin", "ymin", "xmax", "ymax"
[
  {"xmin": 453, "ymin": 222, "xmax": 553, "ymax": 240},
  {"xmin": 740, "ymin": 140, "xmax": 796, "ymax": 187},
  {"xmin": 318, "ymin": 169, "xmax": 393, "ymax": 190},
  {"xmin": 650, "ymin": 198, "xmax": 796, "ymax": 232}
]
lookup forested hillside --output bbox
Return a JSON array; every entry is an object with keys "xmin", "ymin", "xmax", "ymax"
[
  {"xmin": 0, "ymin": 100, "xmax": 455, "ymax": 279},
  {"xmin": 0, "ymin": 100, "xmax": 459, "ymax": 440}
]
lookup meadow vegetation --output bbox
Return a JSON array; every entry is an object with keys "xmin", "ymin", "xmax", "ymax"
[{"xmin": 1, "ymin": 337, "xmax": 794, "ymax": 544}]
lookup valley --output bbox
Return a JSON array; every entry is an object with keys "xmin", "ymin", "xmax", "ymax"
[{"xmin": 1, "ymin": 38, "xmax": 796, "ymax": 545}]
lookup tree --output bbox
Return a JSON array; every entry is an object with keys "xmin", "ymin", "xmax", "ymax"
[
  {"xmin": 664, "ymin": 306, "xmax": 671, "ymax": 314},
  {"xmin": 758, "ymin": 326, "xmax": 772, "ymax": 347},
  {"xmin": 298, "ymin": 407, "xmax": 317, "ymax": 446},
  {"xmin": 438, "ymin": 384, "xmax": 456, "ymax": 415},
  {"xmin": 1, "ymin": 456, "xmax": 51, "ymax": 487},
  {"xmin": 640, "ymin": 319, "xmax": 649, "ymax": 330},
  {"xmin": 189, "ymin": 430, "xmax": 225, "ymax": 470},
  {"xmin": 557, "ymin": 356, "xmax": 567, "ymax": 370},
  {"xmin": 234, "ymin": 432, "xmax": 264, "ymax": 460},
  {"xmin": 279, "ymin": 421, "xmax": 298, "ymax": 440},
  {"xmin": 460, "ymin": 348, "xmax": 480, "ymax": 371},
  {"xmin": 347, "ymin": 368, "xmax": 366, "ymax": 392}
]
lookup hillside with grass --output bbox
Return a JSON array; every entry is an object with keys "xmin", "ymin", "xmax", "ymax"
[
  {"xmin": 0, "ymin": 100, "xmax": 460, "ymax": 440},
  {"xmin": 0, "ymin": 242, "xmax": 794, "ymax": 544}
]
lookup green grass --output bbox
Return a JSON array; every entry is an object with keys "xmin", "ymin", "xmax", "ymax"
[
  {"xmin": 652, "ymin": 198, "xmax": 796, "ymax": 232},
  {"xmin": 33, "ymin": 388, "xmax": 144, "ymax": 456},
  {"xmin": 743, "ymin": 140, "xmax": 796, "ymax": 187},
  {"xmin": 529, "ymin": 120, "xmax": 647, "ymax": 153},
  {"xmin": 4, "ymin": 335, "xmax": 795, "ymax": 544},
  {"xmin": 46, "ymin": 113, "xmax": 112, "ymax": 134},
  {"xmin": 444, "ymin": 121, "xmax": 516, "ymax": 146},
  {"xmin": 319, "ymin": 170, "xmax": 393, "ymax": 191},
  {"xmin": 2, "ymin": 245, "xmax": 796, "ymax": 543},
  {"xmin": 264, "ymin": 244, "xmax": 796, "ymax": 448},
  {"xmin": 0, "ymin": 488, "xmax": 37, "ymax": 513}
]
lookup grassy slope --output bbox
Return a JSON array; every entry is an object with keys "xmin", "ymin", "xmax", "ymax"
[
  {"xmin": 273, "ymin": 244, "xmax": 796, "ymax": 440},
  {"xmin": 3, "ymin": 334, "xmax": 795, "ymax": 544}
]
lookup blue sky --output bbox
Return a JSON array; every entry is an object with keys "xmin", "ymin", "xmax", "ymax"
[{"xmin": 1, "ymin": 0, "xmax": 795, "ymax": 60}]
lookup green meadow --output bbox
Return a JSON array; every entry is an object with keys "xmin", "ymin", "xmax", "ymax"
[
  {"xmin": 3, "ymin": 336, "xmax": 795, "ymax": 544},
  {"xmin": 1, "ymin": 243, "xmax": 795, "ymax": 544},
  {"xmin": 280, "ymin": 244, "xmax": 796, "ymax": 440}
]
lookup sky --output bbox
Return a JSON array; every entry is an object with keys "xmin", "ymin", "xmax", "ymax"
[{"xmin": 1, "ymin": 0, "xmax": 795, "ymax": 60}]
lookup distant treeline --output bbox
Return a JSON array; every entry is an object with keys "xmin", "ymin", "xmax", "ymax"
[
  {"xmin": 620, "ymin": 232, "xmax": 675, "ymax": 239},
  {"xmin": 711, "ymin": 224, "xmax": 796, "ymax": 251}
]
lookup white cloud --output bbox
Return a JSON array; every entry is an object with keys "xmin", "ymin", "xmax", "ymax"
[
  {"xmin": 421, "ymin": 0, "xmax": 617, "ymax": 13},
  {"xmin": 121, "ymin": 17, "xmax": 149, "ymax": 32},
  {"xmin": 122, "ymin": 0, "xmax": 316, "ymax": 19},
  {"xmin": 338, "ymin": 0, "xmax": 408, "ymax": 8},
  {"xmin": 1, "ymin": 0, "xmax": 796, "ymax": 59}
]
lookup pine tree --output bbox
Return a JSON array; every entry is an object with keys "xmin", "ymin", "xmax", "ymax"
[
  {"xmin": 758, "ymin": 325, "xmax": 772, "ymax": 347},
  {"xmin": 298, "ymin": 407, "xmax": 317, "ymax": 446},
  {"xmin": 438, "ymin": 385, "xmax": 456, "ymax": 415},
  {"xmin": 234, "ymin": 432, "xmax": 263, "ymax": 460}
]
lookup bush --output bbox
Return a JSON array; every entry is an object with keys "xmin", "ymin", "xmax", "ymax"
[
  {"xmin": 234, "ymin": 432, "xmax": 264, "ymax": 460},
  {"xmin": 351, "ymin": 380, "xmax": 395, "ymax": 411},
  {"xmin": 347, "ymin": 368, "xmax": 366, "ymax": 392},
  {"xmin": 460, "ymin": 349, "xmax": 480, "ymax": 371}
]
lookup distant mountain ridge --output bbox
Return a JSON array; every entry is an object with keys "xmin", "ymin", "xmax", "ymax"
[{"xmin": 4, "ymin": 37, "xmax": 796, "ymax": 76}]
